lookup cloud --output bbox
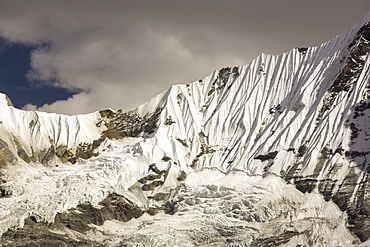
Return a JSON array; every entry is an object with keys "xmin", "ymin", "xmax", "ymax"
[{"xmin": 0, "ymin": 0, "xmax": 369, "ymax": 114}]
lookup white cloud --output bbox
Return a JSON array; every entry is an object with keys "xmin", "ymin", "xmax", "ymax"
[
  {"xmin": 0, "ymin": 0, "xmax": 368, "ymax": 114},
  {"xmin": 22, "ymin": 103, "xmax": 38, "ymax": 111}
]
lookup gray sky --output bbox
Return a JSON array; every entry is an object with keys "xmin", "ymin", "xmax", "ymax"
[{"xmin": 0, "ymin": 0, "xmax": 369, "ymax": 114}]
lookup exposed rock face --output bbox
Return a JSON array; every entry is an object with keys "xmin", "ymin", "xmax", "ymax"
[
  {"xmin": 1, "ymin": 219, "xmax": 100, "ymax": 247},
  {"xmin": 0, "ymin": 99, "xmax": 162, "ymax": 168},
  {"xmin": 285, "ymin": 21, "xmax": 370, "ymax": 241},
  {"xmin": 54, "ymin": 193, "xmax": 144, "ymax": 232},
  {"xmin": 0, "ymin": 193, "xmax": 143, "ymax": 246},
  {"xmin": 0, "ymin": 140, "xmax": 16, "ymax": 169},
  {"xmin": 98, "ymin": 107, "xmax": 162, "ymax": 139},
  {"xmin": 4, "ymin": 95, "xmax": 13, "ymax": 107}
]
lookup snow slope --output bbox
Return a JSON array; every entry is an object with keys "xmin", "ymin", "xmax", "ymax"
[{"xmin": 0, "ymin": 14, "xmax": 370, "ymax": 246}]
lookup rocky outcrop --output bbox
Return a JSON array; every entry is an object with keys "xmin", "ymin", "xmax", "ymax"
[
  {"xmin": 0, "ymin": 140, "xmax": 16, "ymax": 169},
  {"xmin": 0, "ymin": 99, "xmax": 163, "ymax": 168},
  {"xmin": 98, "ymin": 107, "xmax": 162, "ymax": 139},
  {"xmin": 280, "ymin": 21, "xmax": 370, "ymax": 241},
  {"xmin": 249, "ymin": 231, "xmax": 303, "ymax": 247},
  {"xmin": 0, "ymin": 193, "xmax": 143, "ymax": 246}
]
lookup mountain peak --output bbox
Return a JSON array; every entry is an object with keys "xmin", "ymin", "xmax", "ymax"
[
  {"xmin": 0, "ymin": 16, "xmax": 370, "ymax": 246},
  {"xmin": 0, "ymin": 93, "xmax": 14, "ymax": 107}
]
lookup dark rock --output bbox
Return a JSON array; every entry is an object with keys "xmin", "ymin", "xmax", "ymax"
[
  {"xmin": 0, "ymin": 143, "xmax": 16, "ymax": 168},
  {"xmin": 16, "ymin": 147, "xmax": 31, "ymax": 163},
  {"xmin": 142, "ymin": 181, "xmax": 164, "ymax": 191},
  {"xmin": 0, "ymin": 193, "xmax": 142, "ymax": 246},
  {"xmin": 1, "ymin": 225, "xmax": 98, "ymax": 247},
  {"xmin": 249, "ymin": 231, "xmax": 302, "ymax": 247},
  {"xmin": 318, "ymin": 25, "xmax": 369, "ymax": 125},
  {"xmin": 254, "ymin": 151, "xmax": 278, "ymax": 161},
  {"xmin": 149, "ymin": 163, "xmax": 165, "ymax": 175},
  {"xmin": 348, "ymin": 214, "xmax": 370, "ymax": 242},
  {"xmin": 54, "ymin": 193, "xmax": 143, "ymax": 232},
  {"xmin": 145, "ymin": 173, "xmax": 162, "ymax": 181},
  {"xmin": 99, "ymin": 107, "xmax": 162, "ymax": 139},
  {"xmin": 349, "ymin": 122, "xmax": 360, "ymax": 140},
  {"xmin": 332, "ymin": 168, "xmax": 358, "ymax": 211},
  {"xmin": 318, "ymin": 180, "xmax": 336, "ymax": 201},
  {"xmin": 294, "ymin": 179, "xmax": 318, "ymax": 193},
  {"xmin": 345, "ymin": 150, "xmax": 369, "ymax": 158},
  {"xmin": 190, "ymin": 144, "xmax": 216, "ymax": 170},
  {"xmin": 297, "ymin": 47, "xmax": 308, "ymax": 53},
  {"xmin": 284, "ymin": 162, "xmax": 301, "ymax": 181},
  {"xmin": 334, "ymin": 147, "xmax": 345, "ymax": 155},
  {"xmin": 297, "ymin": 145, "xmax": 307, "ymax": 157},
  {"xmin": 177, "ymin": 170, "xmax": 187, "ymax": 181},
  {"xmin": 215, "ymin": 226, "xmax": 237, "ymax": 237},
  {"xmin": 55, "ymin": 145, "xmax": 73, "ymax": 163},
  {"xmin": 151, "ymin": 192, "xmax": 169, "ymax": 201},
  {"xmin": 146, "ymin": 207, "xmax": 162, "ymax": 216},
  {"xmin": 232, "ymin": 66, "xmax": 240, "ymax": 79},
  {"xmin": 346, "ymin": 173, "xmax": 370, "ymax": 241},
  {"xmin": 164, "ymin": 116, "xmax": 176, "ymax": 125},
  {"xmin": 4, "ymin": 94, "xmax": 14, "ymax": 107},
  {"xmin": 176, "ymin": 138, "xmax": 189, "ymax": 147},
  {"xmin": 320, "ymin": 147, "xmax": 333, "ymax": 159},
  {"xmin": 39, "ymin": 146, "xmax": 56, "ymax": 165},
  {"xmin": 161, "ymin": 156, "xmax": 171, "ymax": 162},
  {"xmin": 68, "ymin": 157, "xmax": 77, "ymax": 164}
]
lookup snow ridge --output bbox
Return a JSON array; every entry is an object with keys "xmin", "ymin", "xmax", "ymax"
[{"xmin": 0, "ymin": 14, "xmax": 370, "ymax": 245}]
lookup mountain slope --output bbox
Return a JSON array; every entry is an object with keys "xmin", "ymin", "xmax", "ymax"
[{"xmin": 0, "ymin": 14, "xmax": 370, "ymax": 246}]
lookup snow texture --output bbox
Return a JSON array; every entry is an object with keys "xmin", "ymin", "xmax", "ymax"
[{"xmin": 0, "ymin": 14, "xmax": 370, "ymax": 246}]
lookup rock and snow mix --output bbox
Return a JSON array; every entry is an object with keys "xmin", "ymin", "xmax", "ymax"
[
  {"xmin": 92, "ymin": 172, "xmax": 356, "ymax": 246},
  {"xmin": 0, "ymin": 14, "xmax": 370, "ymax": 246}
]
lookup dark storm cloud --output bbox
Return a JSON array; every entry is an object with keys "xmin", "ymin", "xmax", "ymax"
[{"xmin": 0, "ymin": 0, "xmax": 368, "ymax": 114}]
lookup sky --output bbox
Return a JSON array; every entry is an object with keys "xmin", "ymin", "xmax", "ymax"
[{"xmin": 0, "ymin": 1, "xmax": 369, "ymax": 115}]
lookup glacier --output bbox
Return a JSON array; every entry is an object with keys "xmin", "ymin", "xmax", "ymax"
[{"xmin": 0, "ymin": 14, "xmax": 370, "ymax": 246}]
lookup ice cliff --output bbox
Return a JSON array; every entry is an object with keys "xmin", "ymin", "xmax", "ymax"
[{"xmin": 0, "ymin": 14, "xmax": 370, "ymax": 246}]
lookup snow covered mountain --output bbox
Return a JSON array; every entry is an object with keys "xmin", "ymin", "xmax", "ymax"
[{"xmin": 0, "ymin": 14, "xmax": 370, "ymax": 246}]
